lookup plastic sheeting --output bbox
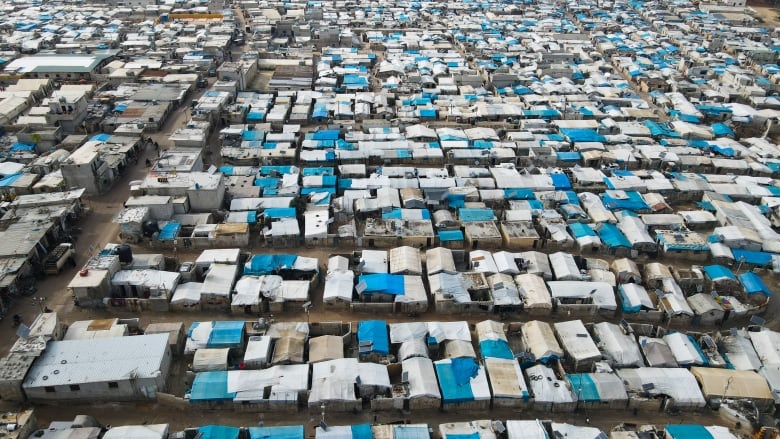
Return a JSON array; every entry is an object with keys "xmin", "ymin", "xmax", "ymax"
[
  {"xmin": 434, "ymin": 358, "xmax": 490, "ymax": 403},
  {"xmin": 749, "ymin": 330, "xmax": 780, "ymax": 367},
  {"xmin": 664, "ymin": 332, "xmax": 707, "ymax": 366},
  {"xmin": 525, "ymin": 364, "xmax": 575, "ymax": 405},
  {"xmin": 357, "ymin": 320, "xmax": 389, "ymax": 355},
  {"xmin": 199, "ymin": 426, "xmax": 240, "ymax": 439},
  {"xmin": 554, "ymin": 320, "xmax": 601, "ymax": 365},
  {"xmin": 638, "ymin": 336, "xmax": 678, "ymax": 368},
  {"xmin": 619, "ymin": 284, "xmax": 654, "ymax": 313},
  {"xmin": 616, "ymin": 368, "xmax": 706, "ymax": 408},
  {"xmin": 248, "ymin": 426, "xmax": 304, "ymax": 439},
  {"xmin": 505, "ymin": 420, "xmax": 547, "ymax": 439},
  {"xmin": 592, "ymin": 322, "xmax": 644, "ymax": 367},
  {"xmin": 403, "ymin": 357, "xmax": 441, "ymax": 399},
  {"xmin": 522, "ymin": 321, "xmax": 563, "ymax": 362},
  {"xmin": 566, "ymin": 373, "xmax": 627, "ymax": 402}
]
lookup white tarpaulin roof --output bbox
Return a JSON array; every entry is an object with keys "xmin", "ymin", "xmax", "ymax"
[
  {"xmin": 323, "ymin": 270, "xmax": 354, "ymax": 302},
  {"xmin": 592, "ymin": 322, "xmax": 644, "ymax": 368},
  {"xmin": 244, "ymin": 336, "xmax": 273, "ymax": 365},
  {"xmin": 547, "ymin": 281, "xmax": 617, "ymax": 310},
  {"xmin": 525, "ymin": 364, "xmax": 575, "ymax": 404},
  {"xmin": 551, "ymin": 423, "xmax": 607, "ymax": 439},
  {"xmin": 554, "ymin": 320, "xmax": 601, "ymax": 364},
  {"xmin": 403, "ymin": 356, "xmax": 441, "ymax": 399},
  {"xmin": 749, "ymin": 330, "xmax": 780, "ymax": 367},
  {"xmin": 514, "ymin": 274, "xmax": 551, "ymax": 309},
  {"xmin": 664, "ymin": 332, "xmax": 706, "ymax": 366},
  {"xmin": 506, "ymin": 420, "xmax": 547, "ymax": 439},
  {"xmin": 522, "ymin": 320, "xmax": 563, "ymax": 361},
  {"xmin": 170, "ymin": 282, "xmax": 202, "ymax": 305},
  {"xmin": 616, "ymin": 367, "xmax": 706, "ymax": 408},
  {"xmin": 103, "ymin": 425, "xmax": 169, "ymax": 439}
]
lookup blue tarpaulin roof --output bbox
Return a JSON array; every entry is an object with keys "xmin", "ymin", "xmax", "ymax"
[
  {"xmin": 739, "ymin": 272, "xmax": 771, "ymax": 296},
  {"xmin": 91, "ymin": 133, "xmax": 111, "ymax": 142},
  {"xmin": 556, "ymin": 151, "xmax": 582, "ymax": 162},
  {"xmin": 566, "ymin": 374, "xmax": 600, "ymax": 401},
  {"xmin": 248, "ymin": 426, "xmax": 304, "ymax": 439},
  {"xmin": 382, "ymin": 208, "xmax": 431, "ymax": 220},
  {"xmin": 703, "ymin": 265, "xmax": 735, "ymax": 281},
  {"xmin": 359, "ymin": 273, "xmax": 405, "ymax": 295},
  {"xmin": 190, "ymin": 372, "xmax": 234, "ymax": 402},
  {"xmin": 479, "ymin": 339, "xmax": 514, "ymax": 359},
  {"xmin": 438, "ymin": 230, "xmax": 464, "ymax": 241},
  {"xmin": 435, "ymin": 358, "xmax": 477, "ymax": 403},
  {"xmin": 244, "ymin": 254, "xmax": 297, "ymax": 275},
  {"xmin": 263, "ymin": 208, "xmax": 296, "ymax": 218},
  {"xmin": 569, "ymin": 222, "xmax": 596, "ymax": 238},
  {"xmin": 351, "ymin": 425, "xmax": 373, "ymax": 439},
  {"xmin": 551, "ymin": 173, "xmax": 572, "ymax": 190},
  {"xmin": 601, "ymin": 191, "xmax": 650, "ymax": 212},
  {"xmin": 158, "ymin": 222, "xmax": 180, "ymax": 241},
  {"xmin": 711, "ymin": 123, "xmax": 734, "ymax": 137},
  {"xmin": 0, "ymin": 173, "xmax": 21, "ymax": 187},
  {"xmin": 199, "ymin": 425, "xmax": 241, "ymax": 439},
  {"xmin": 10, "ymin": 142, "xmax": 34, "ymax": 151},
  {"xmin": 559, "ymin": 128, "xmax": 607, "ymax": 143},
  {"xmin": 665, "ymin": 425, "xmax": 714, "ymax": 439},
  {"xmin": 596, "ymin": 223, "xmax": 631, "ymax": 249},
  {"xmin": 357, "ymin": 320, "xmax": 389, "ymax": 355},
  {"xmin": 732, "ymin": 249, "xmax": 773, "ymax": 267},
  {"xmin": 310, "ymin": 130, "xmax": 340, "ymax": 141},
  {"xmin": 207, "ymin": 321, "xmax": 245, "ymax": 348},
  {"xmin": 458, "ymin": 208, "xmax": 496, "ymax": 222}
]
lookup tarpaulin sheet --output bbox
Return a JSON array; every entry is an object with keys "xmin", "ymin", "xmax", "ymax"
[
  {"xmin": 263, "ymin": 208, "xmax": 296, "ymax": 218},
  {"xmin": 91, "ymin": 133, "xmax": 111, "ymax": 142},
  {"xmin": 703, "ymin": 265, "xmax": 735, "ymax": 281},
  {"xmin": 596, "ymin": 223, "xmax": 631, "ymax": 248},
  {"xmin": 190, "ymin": 371, "xmax": 235, "ymax": 402},
  {"xmin": 567, "ymin": 373, "xmax": 599, "ymax": 401},
  {"xmin": 357, "ymin": 320, "xmax": 389, "ymax": 355},
  {"xmin": 158, "ymin": 222, "xmax": 181, "ymax": 241},
  {"xmin": 504, "ymin": 188, "xmax": 535, "ymax": 200},
  {"xmin": 739, "ymin": 272, "xmax": 770, "ymax": 296},
  {"xmin": 480, "ymin": 339, "xmax": 514, "ymax": 359},
  {"xmin": 207, "ymin": 321, "xmax": 244, "ymax": 348},
  {"xmin": 665, "ymin": 425, "xmax": 713, "ymax": 439},
  {"xmin": 451, "ymin": 357, "xmax": 479, "ymax": 385},
  {"xmin": 248, "ymin": 426, "xmax": 304, "ymax": 439},
  {"xmin": 447, "ymin": 435, "xmax": 479, "ymax": 439},
  {"xmin": 244, "ymin": 254, "xmax": 297, "ymax": 275},
  {"xmin": 199, "ymin": 425, "xmax": 241, "ymax": 439},
  {"xmin": 0, "ymin": 173, "xmax": 21, "ymax": 187},
  {"xmin": 438, "ymin": 230, "xmax": 464, "ymax": 241},
  {"xmin": 435, "ymin": 360, "xmax": 475, "ymax": 403},
  {"xmin": 551, "ymin": 173, "xmax": 572, "ymax": 190},
  {"xmin": 359, "ymin": 273, "xmax": 405, "ymax": 295},
  {"xmin": 732, "ymin": 249, "xmax": 773, "ymax": 267},
  {"xmin": 10, "ymin": 142, "xmax": 34, "ymax": 151},
  {"xmin": 351, "ymin": 424, "xmax": 373, "ymax": 439}
]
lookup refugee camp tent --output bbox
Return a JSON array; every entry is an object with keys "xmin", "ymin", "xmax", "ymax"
[
  {"xmin": 505, "ymin": 420, "xmax": 548, "ymax": 439},
  {"xmin": 616, "ymin": 368, "xmax": 707, "ymax": 409},
  {"xmin": 553, "ymin": 320, "xmax": 602, "ymax": 370},
  {"xmin": 434, "ymin": 357, "xmax": 492, "ymax": 407},
  {"xmin": 521, "ymin": 320, "xmax": 563, "ymax": 363},
  {"xmin": 638, "ymin": 336, "xmax": 678, "ymax": 368},
  {"xmin": 525, "ymin": 364, "xmax": 576, "ymax": 411},
  {"xmin": 663, "ymin": 332, "xmax": 707, "ymax": 366},
  {"xmin": 514, "ymin": 274, "xmax": 552, "ymax": 312},
  {"xmin": 592, "ymin": 322, "xmax": 644, "ymax": 368}
]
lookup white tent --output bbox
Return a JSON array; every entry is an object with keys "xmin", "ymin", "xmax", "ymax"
[
  {"xmin": 244, "ymin": 335, "xmax": 273, "ymax": 368},
  {"xmin": 592, "ymin": 322, "xmax": 644, "ymax": 367},
  {"xmin": 403, "ymin": 357, "xmax": 441, "ymax": 400},
  {"xmin": 549, "ymin": 252, "xmax": 582, "ymax": 281},
  {"xmin": 616, "ymin": 367, "xmax": 706, "ymax": 408},
  {"xmin": 514, "ymin": 274, "xmax": 551, "ymax": 311},
  {"xmin": 522, "ymin": 320, "xmax": 563, "ymax": 362},
  {"xmin": 547, "ymin": 281, "xmax": 617, "ymax": 310},
  {"xmin": 749, "ymin": 329, "xmax": 780, "ymax": 367},
  {"xmin": 554, "ymin": 320, "xmax": 602, "ymax": 366},
  {"xmin": 505, "ymin": 420, "xmax": 547, "ymax": 439},
  {"xmin": 426, "ymin": 247, "xmax": 456, "ymax": 275},
  {"xmin": 663, "ymin": 332, "xmax": 706, "ymax": 366},
  {"xmin": 525, "ymin": 364, "xmax": 576, "ymax": 406}
]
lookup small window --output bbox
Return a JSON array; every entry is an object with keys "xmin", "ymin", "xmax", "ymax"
[
  {"xmin": 108, "ymin": 382, "xmax": 118, "ymax": 388},
  {"xmin": 69, "ymin": 384, "xmax": 80, "ymax": 391},
  {"xmin": 45, "ymin": 386, "xmax": 55, "ymax": 393}
]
